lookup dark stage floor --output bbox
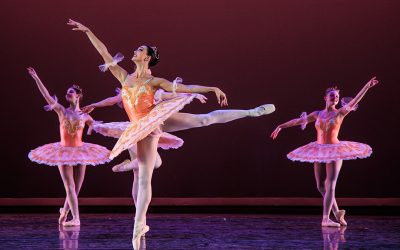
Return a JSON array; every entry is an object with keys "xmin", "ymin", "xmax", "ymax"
[{"xmin": 1, "ymin": 213, "xmax": 399, "ymax": 249}]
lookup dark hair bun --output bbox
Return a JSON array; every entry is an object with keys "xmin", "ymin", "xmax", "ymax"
[{"xmin": 146, "ymin": 45, "xmax": 160, "ymax": 67}]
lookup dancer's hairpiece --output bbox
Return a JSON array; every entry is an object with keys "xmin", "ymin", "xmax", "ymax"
[
  {"xmin": 146, "ymin": 46, "xmax": 160, "ymax": 67},
  {"xmin": 72, "ymin": 84, "xmax": 83, "ymax": 95},
  {"xmin": 325, "ymin": 86, "xmax": 340, "ymax": 95}
]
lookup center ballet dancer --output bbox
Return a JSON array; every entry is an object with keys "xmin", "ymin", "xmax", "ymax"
[{"xmin": 67, "ymin": 19, "xmax": 275, "ymax": 249}]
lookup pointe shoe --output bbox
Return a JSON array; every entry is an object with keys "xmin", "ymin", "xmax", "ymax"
[
  {"xmin": 334, "ymin": 210, "xmax": 347, "ymax": 226},
  {"xmin": 112, "ymin": 159, "xmax": 137, "ymax": 172},
  {"xmin": 132, "ymin": 223, "xmax": 150, "ymax": 250},
  {"xmin": 58, "ymin": 208, "xmax": 68, "ymax": 225},
  {"xmin": 249, "ymin": 104, "xmax": 276, "ymax": 117},
  {"xmin": 322, "ymin": 219, "xmax": 340, "ymax": 228},
  {"xmin": 63, "ymin": 218, "xmax": 81, "ymax": 227}
]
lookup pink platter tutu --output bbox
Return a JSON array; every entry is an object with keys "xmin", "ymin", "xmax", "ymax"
[
  {"xmin": 109, "ymin": 92, "xmax": 195, "ymax": 159},
  {"xmin": 287, "ymin": 141, "xmax": 372, "ymax": 163},
  {"xmin": 28, "ymin": 142, "xmax": 111, "ymax": 166},
  {"xmin": 93, "ymin": 121, "xmax": 184, "ymax": 150}
]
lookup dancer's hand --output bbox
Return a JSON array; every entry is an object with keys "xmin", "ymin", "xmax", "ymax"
[
  {"xmin": 213, "ymin": 87, "xmax": 228, "ymax": 107},
  {"xmin": 366, "ymin": 76, "xmax": 379, "ymax": 89},
  {"xmin": 270, "ymin": 126, "xmax": 282, "ymax": 140},
  {"xmin": 67, "ymin": 19, "xmax": 90, "ymax": 33},
  {"xmin": 82, "ymin": 104, "xmax": 96, "ymax": 113},
  {"xmin": 194, "ymin": 94, "xmax": 207, "ymax": 104},
  {"xmin": 27, "ymin": 67, "xmax": 38, "ymax": 79}
]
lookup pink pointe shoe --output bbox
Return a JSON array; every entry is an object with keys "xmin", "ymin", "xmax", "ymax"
[
  {"xmin": 132, "ymin": 223, "xmax": 150, "ymax": 250},
  {"xmin": 58, "ymin": 208, "xmax": 68, "ymax": 225},
  {"xmin": 63, "ymin": 218, "xmax": 81, "ymax": 227},
  {"xmin": 112, "ymin": 159, "xmax": 138, "ymax": 172},
  {"xmin": 322, "ymin": 218, "xmax": 341, "ymax": 228},
  {"xmin": 334, "ymin": 210, "xmax": 347, "ymax": 226}
]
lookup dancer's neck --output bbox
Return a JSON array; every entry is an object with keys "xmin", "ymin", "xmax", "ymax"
[
  {"xmin": 325, "ymin": 105, "xmax": 337, "ymax": 112},
  {"xmin": 69, "ymin": 101, "xmax": 81, "ymax": 112},
  {"xmin": 133, "ymin": 63, "xmax": 150, "ymax": 78}
]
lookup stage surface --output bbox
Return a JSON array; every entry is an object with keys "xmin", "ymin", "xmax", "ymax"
[{"xmin": 1, "ymin": 213, "xmax": 399, "ymax": 249}]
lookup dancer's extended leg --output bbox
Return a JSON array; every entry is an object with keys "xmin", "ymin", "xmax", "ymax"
[{"xmin": 163, "ymin": 104, "xmax": 275, "ymax": 133}]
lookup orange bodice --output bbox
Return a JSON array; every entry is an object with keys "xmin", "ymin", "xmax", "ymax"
[
  {"xmin": 121, "ymin": 78, "xmax": 155, "ymax": 121},
  {"xmin": 60, "ymin": 115, "xmax": 85, "ymax": 147},
  {"xmin": 315, "ymin": 112, "xmax": 343, "ymax": 144}
]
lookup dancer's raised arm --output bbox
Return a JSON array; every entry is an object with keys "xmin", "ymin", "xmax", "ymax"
[
  {"xmin": 339, "ymin": 76, "xmax": 379, "ymax": 116},
  {"xmin": 270, "ymin": 111, "xmax": 319, "ymax": 139},
  {"xmin": 151, "ymin": 78, "xmax": 228, "ymax": 106},
  {"xmin": 27, "ymin": 67, "xmax": 64, "ymax": 116},
  {"xmin": 67, "ymin": 19, "xmax": 128, "ymax": 84}
]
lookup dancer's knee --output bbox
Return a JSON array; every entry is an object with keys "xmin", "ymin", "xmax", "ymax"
[
  {"xmin": 200, "ymin": 115, "xmax": 212, "ymax": 126},
  {"xmin": 324, "ymin": 181, "xmax": 336, "ymax": 194},
  {"xmin": 65, "ymin": 184, "xmax": 76, "ymax": 195}
]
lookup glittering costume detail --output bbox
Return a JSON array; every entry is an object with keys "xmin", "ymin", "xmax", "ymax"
[
  {"xmin": 287, "ymin": 141, "xmax": 372, "ymax": 163},
  {"xmin": 93, "ymin": 121, "xmax": 184, "ymax": 150},
  {"xmin": 28, "ymin": 111, "xmax": 110, "ymax": 166},
  {"xmin": 287, "ymin": 110, "xmax": 372, "ymax": 163},
  {"xmin": 109, "ymin": 75, "xmax": 195, "ymax": 159}
]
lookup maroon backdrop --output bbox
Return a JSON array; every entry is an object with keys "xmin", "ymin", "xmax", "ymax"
[{"xmin": 1, "ymin": 0, "xmax": 399, "ymax": 198}]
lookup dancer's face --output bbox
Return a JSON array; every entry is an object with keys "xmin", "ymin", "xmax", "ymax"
[
  {"xmin": 65, "ymin": 88, "xmax": 80, "ymax": 104},
  {"xmin": 324, "ymin": 90, "xmax": 339, "ymax": 106},
  {"xmin": 131, "ymin": 45, "xmax": 151, "ymax": 65}
]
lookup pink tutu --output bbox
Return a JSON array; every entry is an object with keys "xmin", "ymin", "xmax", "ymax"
[
  {"xmin": 110, "ymin": 93, "xmax": 195, "ymax": 159},
  {"xmin": 287, "ymin": 141, "xmax": 372, "ymax": 163},
  {"xmin": 93, "ymin": 121, "xmax": 184, "ymax": 150},
  {"xmin": 28, "ymin": 142, "xmax": 111, "ymax": 166}
]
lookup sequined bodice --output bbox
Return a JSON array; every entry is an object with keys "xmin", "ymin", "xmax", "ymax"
[
  {"xmin": 60, "ymin": 113, "xmax": 85, "ymax": 147},
  {"xmin": 121, "ymin": 76, "xmax": 155, "ymax": 121},
  {"xmin": 315, "ymin": 111, "xmax": 343, "ymax": 144}
]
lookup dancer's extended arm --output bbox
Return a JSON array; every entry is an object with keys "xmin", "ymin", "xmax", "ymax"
[
  {"xmin": 67, "ymin": 19, "xmax": 128, "ymax": 84},
  {"xmin": 27, "ymin": 67, "xmax": 65, "ymax": 117},
  {"xmin": 81, "ymin": 94, "xmax": 122, "ymax": 113},
  {"xmin": 152, "ymin": 77, "xmax": 228, "ymax": 106},
  {"xmin": 339, "ymin": 76, "xmax": 379, "ymax": 116},
  {"xmin": 270, "ymin": 111, "xmax": 319, "ymax": 139}
]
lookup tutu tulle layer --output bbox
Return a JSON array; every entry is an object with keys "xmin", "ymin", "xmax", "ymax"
[
  {"xmin": 287, "ymin": 141, "xmax": 372, "ymax": 163},
  {"xmin": 110, "ymin": 93, "xmax": 195, "ymax": 159},
  {"xmin": 28, "ymin": 142, "xmax": 111, "ymax": 166},
  {"xmin": 93, "ymin": 121, "xmax": 184, "ymax": 150}
]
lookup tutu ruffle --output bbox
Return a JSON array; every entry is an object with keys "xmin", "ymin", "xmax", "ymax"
[
  {"xmin": 28, "ymin": 142, "xmax": 111, "ymax": 166},
  {"xmin": 93, "ymin": 121, "xmax": 184, "ymax": 150},
  {"xmin": 109, "ymin": 93, "xmax": 195, "ymax": 159},
  {"xmin": 287, "ymin": 141, "xmax": 372, "ymax": 163}
]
